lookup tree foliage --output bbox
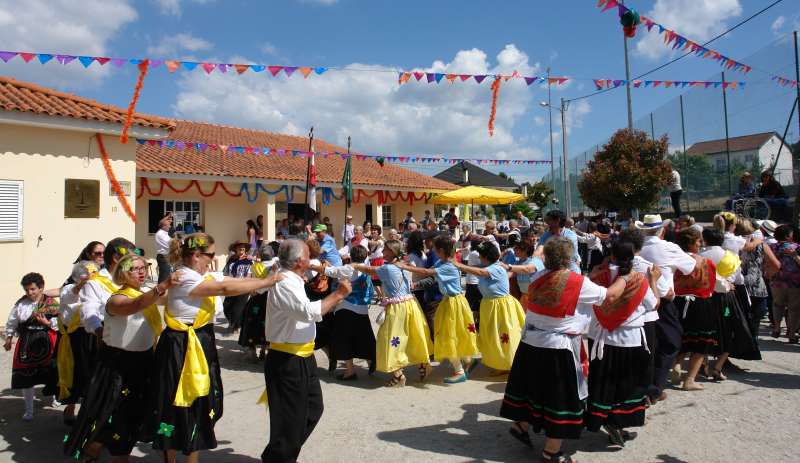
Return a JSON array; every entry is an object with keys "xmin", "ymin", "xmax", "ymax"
[
  {"xmin": 578, "ymin": 128, "xmax": 672, "ymax": 212},
  {"xmin": 525, "ymin": 181, "xmax": 554, "ymax": 211}
]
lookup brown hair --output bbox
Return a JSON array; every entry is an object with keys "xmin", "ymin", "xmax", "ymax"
[
  {"xmin": 306, "ymin": 238, "xmax": 321, "ymax": 259},
  {"xmin": 168, "ymin": 233, "xmax": 215, "ymax": 266},
  {"xmin": 383, "ymin": 239, "xmax": 404, "ymax": 262},
  {"xmin": 112, "ymin": 254, "xmax": 147, "ymax": 286},
  {"xmin": 675, "ymin": 227, "xmax": 702, "ymax": 252},
  {"xmin": 735, "ymin": 219, "xmax": 754, "ymax": 236},
  {"xmin": 543, "ymin": 236, "xmax": 573, "ymax": 270}
]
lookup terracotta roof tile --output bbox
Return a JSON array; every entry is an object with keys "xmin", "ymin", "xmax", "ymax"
[
  {"xmin": 686, "ymin": 131, "xmax": 778, "ymax": 156},
  {"xmin": 137, "ymin": 120, "xmax": 457, "ymax": 191},
  {"xmin": 0, "ymin": 75, "xmax": 174, "ymax": 130}
]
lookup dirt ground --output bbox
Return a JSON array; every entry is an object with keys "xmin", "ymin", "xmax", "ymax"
[{"xmin": 1, "ymin": 309, "xmax": 799, "ymax": 462}]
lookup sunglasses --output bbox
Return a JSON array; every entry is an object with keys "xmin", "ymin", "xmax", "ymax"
[{"xmin": 92, "ymin": 251, "xmax": 104, "ymax": 257}]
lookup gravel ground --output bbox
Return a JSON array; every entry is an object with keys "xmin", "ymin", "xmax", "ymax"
[{"xmin": 1, "ymin": 309, "xmax": 799, "ymax": 463}]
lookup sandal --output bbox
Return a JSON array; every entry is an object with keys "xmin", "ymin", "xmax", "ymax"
[
  {"xmin": 681, "ymin": 382, "xmax": 705, "ymax": 391},
  {"xmin": 385, "ymin": 372, "xmax": 406, "ymax": 388},
  {"xmin": 508, "ymin": 422, "xmax": 533, "ymax": 448},
  {"xmin": 604, "ymin": 424, "xmax": 625, "ymax": 447},
  {"xmin": 541, "ymin": 449, "xmax": 574, "ymax": 462},
  {"xmin": 418, "ymin": 363, "xmax": 431, "ymax": 382}
]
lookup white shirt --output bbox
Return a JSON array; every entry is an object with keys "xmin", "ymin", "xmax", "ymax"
[
  {"xmin": 577, "ymin": 232, "xmax": 603, "ymax": 251},
  {"xmin": 587, "ymin": 264, "xmax": 657, "ymax": 357},
  {"xmin": 640, "ymin": 235, "xmax": 696, "ymax": 297},
  {"xmin": 79, "ymin": 268, "xmax": 117, "ymax": 333},
  {"xmin": 265, "ymin": 270, "xmax": 323, "ymax": 343},
  {"xmin": 342, "ymin": 223, "xmax": 355, "ymax": 243},
  {"xmin": 59, "ymin": 284, "xmax": 81, "ymax": 326},
  {"xmin": 166, "ymin": 267, "xmax": 225, "ymax": 324},
  {"xmin": 723, "ymin": 232, "xmax": 746, "ymax": 285},
  {"xmin": 5, "ymin": 297, "xmax": 59, "ymax": 337},
  {"xmin": 465, "ymin": 251, "xmax": 481, "ymax": 285},
  {"xmin": 325, "ymin": 265, "xmax": 370, "ymax": 315},
  {"xmin": 368, "ymin": 239, "xmax": 385, "ymax": 260},
  {"xmin": 633, "ymin": 256, "xmax": 667, "ymax": 323},
  {"xmin": 155, "ymin": 229, "xmax": 171, "ymax": 256},
  {"xmin": 103, "ymin": 294, "xmax": 164, "ymax": 351},
  {"xmin": 670, "ymin": 170, "xmax": 682, "ymax": 192},
  {"xmin": 339, "ymin": 237, "xmax": 369, "ymax": 258},
  {"xmin": 304, "ymin": 258, "xmax": 321, "ymax": 281},
  {"xmin": 408, "ymin": 253, "xmax": 427, "ymax": 283}
]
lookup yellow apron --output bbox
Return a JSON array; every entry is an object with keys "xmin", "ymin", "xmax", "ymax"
[
  {"xmin": 256, "ymin": 341, "xmax": 315, "ymax": 406},
  {"xmin": 165, "ymin": 275, "xmax": 217, "ymax": 407},
  {"xmin": 56, "ymin": 313, "xmax": 81, "ymax": 400},
  {"xmin": 113, "ymin": 286, "xmax": 164, "ymax": 344}
]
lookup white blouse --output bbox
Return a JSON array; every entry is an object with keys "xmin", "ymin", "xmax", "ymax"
[
  {"xmin": 103, "ymin": 296, "xmax": 164, "ymax": 352},
  {"xmin": 79, "ymin": 268, "xmax": 116, "ymax": 333},
  {"xmin": 5, "ymin": 297, "xmax": 59, "ymax": 337},
  {"xmin": 59, "ymin": 284, "xmax": 81, "ymax": 326},
  {"xmin": 166, "ymin": 267, "xmax": 225, "ymax": 324}
]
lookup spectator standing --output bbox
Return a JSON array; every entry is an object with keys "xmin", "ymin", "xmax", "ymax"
[{"xmin": 155, "ymin": 214, "xmax": 173, "ymax": 283}]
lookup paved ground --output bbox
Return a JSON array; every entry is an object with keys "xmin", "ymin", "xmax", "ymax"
[{"xmin": 1, "ymin": 309, "xmax": 799, "ymax": 462}]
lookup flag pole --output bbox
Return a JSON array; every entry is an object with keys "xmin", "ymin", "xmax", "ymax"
[
  {"xmin": 304, "ymin": 126, "xmax": 314, "ymax": 222},
  {"xmin": 343, "ymin": 136, "xmax": 352, "ymax": 226}
]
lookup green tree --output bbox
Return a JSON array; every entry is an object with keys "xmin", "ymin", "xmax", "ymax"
[
  {"xmin": 525, "ymin": 181, "xmax": 554, "ymax": 212},
  {"xmin": 578, "ymin": 128, "xmax": 672, "ymax": 212},
  {"xmin": 668, "ymin": 151, "xmax": 716, "ymax": 192}
]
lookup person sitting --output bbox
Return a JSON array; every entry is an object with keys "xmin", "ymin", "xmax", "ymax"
[
  {"xmin": 725, "ymin": 172, "xmax": 758, "ymax": 210},
  {"xmin": 758, "ymin": 170, "xmax": 789, "ymax": 219}
]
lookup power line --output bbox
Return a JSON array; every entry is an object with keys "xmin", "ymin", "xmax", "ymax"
[{"xmin": 567, "ymin": 0, "xmax": 785, "ymax": 102}]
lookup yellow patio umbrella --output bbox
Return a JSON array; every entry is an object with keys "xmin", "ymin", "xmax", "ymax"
[{"xmin": 431, "ymin": 185, "xmax": 525, "ymax": 229}]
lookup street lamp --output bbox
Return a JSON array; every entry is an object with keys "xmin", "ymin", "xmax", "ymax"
[{"xmin": 539, "ymin": 98, "xmax": 571, "ymax": 218}]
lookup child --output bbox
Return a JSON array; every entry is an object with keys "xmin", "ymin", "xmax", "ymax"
[
  {"xmin": 351, "ymin": 240, "xmax": 433, "ymax": 387},
  {"xmin": 4, "ymin": 273, "xmax": 60, "ymax": 421},
  {"xmin": 313, "ymin": 246, "xmax": 377, "ymax": 380},
  {"xmin": 396, "ymin": 235, "xmax": 479, "ymax": 383}
]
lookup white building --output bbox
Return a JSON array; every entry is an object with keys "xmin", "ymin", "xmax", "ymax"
[{"xmin": 686, "ymin": 131, "xmax": 794, "ymax": 185}]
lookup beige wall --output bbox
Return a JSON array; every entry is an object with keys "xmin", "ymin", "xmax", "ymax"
[{"xmin": 0, "ymin": 124, "xmax": 137, "ymax": 323}]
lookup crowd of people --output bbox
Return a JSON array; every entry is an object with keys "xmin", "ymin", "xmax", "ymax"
[{"xmin": 3, "ymin": 205, "xmax": 795, "ymax": 462}]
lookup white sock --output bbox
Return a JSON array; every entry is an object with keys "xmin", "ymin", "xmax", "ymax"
[{"xmin": 22, "ymin": 388, "xmax": 34, "ymax": 413}]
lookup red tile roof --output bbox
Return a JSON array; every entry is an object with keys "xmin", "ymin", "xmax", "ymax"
[
  {"xmin": 686, "ymin": 131, "xmax": 778, "ymax": 156},
  {"xmin": 0, "ymin": 75, "xmax": 174, "ymax": 130},
  {"xmin": 137, "ymin": 120, "xmax": 457, "ymax": 191}
]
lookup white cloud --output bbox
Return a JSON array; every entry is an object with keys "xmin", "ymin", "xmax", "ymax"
[
  {"xmin": 634, "ymin": 0, "xmax": 742, "ymax": 60},
  {"xmin": 261, "ymin": 42, "xmax": 279, "ymax": 57},
  {"xmin": 0, "ymin": 0, "xmax": 137, "ymax": 89},
  {"xmin": 147, "ymin": 33, "xmax": 213, "ymax": 57},
  {"xmin": 771, "ymin": 16, "xmax": 786, "ymax": 35},
  {"xmin": 172, "ymin": 44, "xmax": 549, "ymax": 164},
  {"xmin": 153, "ymin": 0, "xmax": 213, "ymax": 16}
]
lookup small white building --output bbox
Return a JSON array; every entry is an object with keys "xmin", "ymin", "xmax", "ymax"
[{"xmin": 686, "ymin": 131, "xmax": 794, "ymax": 185}]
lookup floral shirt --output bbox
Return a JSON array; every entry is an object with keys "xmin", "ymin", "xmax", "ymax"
[{"xmin": 741, "ymin": 243, "xmax": 767, "ymax": 297}]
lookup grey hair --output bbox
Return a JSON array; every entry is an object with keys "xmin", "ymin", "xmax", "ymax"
[
  {"xmin": 278, "ymin": 239, "xmax": 307, "ymax": 270},
  {"xmin": 355, "ymin": 225, "xmax": 364, "ymax": 233},
  {"xmin": 543, "ymin": 236, "xmax": 574, "ymax": 270}
]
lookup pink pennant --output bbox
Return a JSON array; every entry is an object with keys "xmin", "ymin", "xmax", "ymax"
[
  {"xmin": 95, "ymin": 57, "xmax": 110, "ymax": 65},
  {"xmin": 165, "ymin": 60, "xmax": 180, "ymax": 73},
  {"xmin": 202, "ymin": 62, "xmax": 216, "ymax": 74},
  {"xmin": 413, "ymin": 72, "xmax": 424, "ymax": 81},
  {"xmin": 268, "ymin": 66, "xmax": 284, "ymax": 76},
  {"xmin": 601, "ymin": 0, "xmax": 618, "ymax": 12},
  {"xmin": 19, "ymin": 52, "xmax": 36, "ymax": 63},
  {"xmin": 458, "ymin": 74, "xmax": 470, "ymax": 81}
]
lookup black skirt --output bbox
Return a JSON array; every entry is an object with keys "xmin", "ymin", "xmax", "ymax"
[
  {"xmin": 585, "ymin": 341, "xmax": 649, "ymax": 431},
  {"xmin": 144, "ymin": 324, "xmax": 223, "ymax": 455},
  {"xmin": 11, "ymin": 320, "xmax": 58, "ymax": 392},
  {"xmin": 678, "ymin": 295, "xmax": 721, "ymax": 355},
  {"xmin": 64, "ymin": 345, "xmax": 153, "ymax": 458},
  {"xmin": 222, "ymin": 294, "xmax": 249, "ymax": 330},
  {"xmin": 500, "ymin": 343, "xmax": 585, "ymax": 440},
  {"xmin": 331, "ymin": 309, "xmax": 376, "ymax": 362},
  {"xmin": 59, "ymin": 327, "xmax": 99, "ymax": 403},
  {"xmin": 238, "ymin": 292, "xmax": 267, "ymax": 349},
  {"xmin": 719, "ymin": 290, "xmax": 761, "ymax": 361}
]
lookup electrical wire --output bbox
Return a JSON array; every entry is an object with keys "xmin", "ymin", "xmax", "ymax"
[{"xmin": 567, "ymin": 0, "xmax": 786, "ymax": 102}]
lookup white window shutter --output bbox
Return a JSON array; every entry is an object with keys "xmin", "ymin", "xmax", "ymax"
[{"xmin": 0, "ymin": 180, "xmax": 23, "ymax": 242}]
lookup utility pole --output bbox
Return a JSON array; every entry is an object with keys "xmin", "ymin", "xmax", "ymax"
[
  {"xmin": 560, "ymin": 97, "xmax": 571, "ymax": 217},
  {"xmin": 547, "ymin": 67, "xmax": 556, "ymax": 205},
  {"xmin": 722, "ymin": 71, "xmax": 732, "ymax": 195},
  {"xmin": 792, "ymin": 31, "xmax": 800, "ymax": 226},
  {"xmin": 680, "ymin": 95, "xmax": 689, "ymax": 213},
  {"xmin": 622, "ymin": 0, "xmax": 633, "ymax": 130}
]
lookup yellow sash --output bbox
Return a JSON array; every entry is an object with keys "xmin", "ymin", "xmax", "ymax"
[
  {"xmin": 113, "ymin": 286, "xmax": 164, "ymax": 343},
  {"xmin": 165, "ymin": 275, "xmax": 216, "ymax": 407},
  {"xmin": 91, "ymin": 272, "xmax": 120, "ymax": 295},
  {"xmin": 56, "ymin": 312, "xmax": 81, "ymax": 400},
  {"xmin": 251, "ymin": 261, "xmax": 271, "ymax": 279},
  {"xmin": 256, "ymin": 341, "xmax": 315, "ymax": 406}
]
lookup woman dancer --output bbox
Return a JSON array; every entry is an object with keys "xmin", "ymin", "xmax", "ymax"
[
  {"xmin": 736, "ymin": 219, "xmax": 779, "ymax": 346},
  {"xmin": 768, "ymin": 225, "xmax": 800, "ymax": 342},
  {"xmin": 585, "ymin": 240, "xmax": 659, "ymax": 447},
  {"xmin": 500, "ymin": 237, "xmax": 628, "ymax": 462},
  {"xmin": 4, "ymin": 273, "xmax": 59, "ymax": 421},
  {"xmin": 351, "ymin": 240, "xmax": 433, "ymax": 387},
  {"xmin": 395, "ymin": 235, "xmax": 479, "ymax": 383},
  {"xmin": 65, "ymin": 254, "xmax": 174, "ymax": 462},
  {"xmin": 506, "ymin": 241, "xmax": 545, "ymax": 304},
  {"xmin": 238, "ymin": 243, "xmax": 278, "ymax": 361},
  {"xmin": 146, "ymin": 233, "xmax": 283, "ymax": 462},
  {"xmin": 453, "ymin": 241, "xmax": 525, "ymax": 374}
]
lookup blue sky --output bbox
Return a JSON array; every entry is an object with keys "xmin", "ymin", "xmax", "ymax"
[{"xmin": 1, "ymin": 0, "xmax": 798, "ymax": 184}]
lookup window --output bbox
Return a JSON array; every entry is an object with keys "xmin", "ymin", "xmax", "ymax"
[
  {"xmin": 382, "ymin": 205, "xmax": 393, "ymax": 229},
  {"xmin": 0, "ymin": 180, "xmax": 23, "ymax": 241},
  {"xmin": 715, "ymin": 158, "xmax": 727, "ymax": 173},
  {"xmin": 148, "ymin": 199, "xmax": 202, "ymax": 233}
]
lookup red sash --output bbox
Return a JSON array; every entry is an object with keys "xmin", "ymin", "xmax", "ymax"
[
  {"xmin": 674, "ymin": 255, "xmax": 715, "ymax": 299},
  {"xmin": 526, "ymin": 269, "xmax": 584, "ymax": 318},
  {"xmin": 591, "ymin": 267, "xmax": 649, "ymax": 332}
]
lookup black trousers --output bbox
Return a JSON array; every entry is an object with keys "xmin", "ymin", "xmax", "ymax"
[
  {"xmin": 262, "ymin": 350, "xmax": 324, "ymax": 463},
  {"xmin": 670, "ymin": 190, "xmax": 683, "ymax": 218},
  {"xmin": 156, "ymin": 254, "xmax": 172, "ymax": 284},
  {"xmin": 652, "ymin": 298, "xmax": 682, "ymax": 395}
]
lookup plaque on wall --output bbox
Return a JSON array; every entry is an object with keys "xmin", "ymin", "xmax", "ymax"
[
  {"xmin": 65, "ymin": 179, "xmax": 100, "ymax": 218},
  {"xmin": 110, "ymin": 181, "xmax": 131, "ymax": 196}
]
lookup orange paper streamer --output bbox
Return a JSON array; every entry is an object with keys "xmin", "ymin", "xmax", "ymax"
[
  {"xmin": 488, "ymin": 77, "xmax": 502, "ymax": 137},
  {"xmin": 96, "ymin": 134, "xmax": 136, "ymax": 222},
  {"xmin": 120, "ymin": 59, "xmax": 150, "ymax": 144}
]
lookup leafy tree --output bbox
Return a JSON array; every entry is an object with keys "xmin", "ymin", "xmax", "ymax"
[
  {"xmin": 668, "ymin": 151, "xmax": 716, "ymax": 192},
  {"xmin": 510, "ymin": 201, "xmax": 535, "ymax": 220},
  {"xmin": 525, "ymin": 181, "xmax": 554, "ymax": 212},
  {"xmin": 578, "ymin": 128, "xmax": 672, "ymax": 213}
]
